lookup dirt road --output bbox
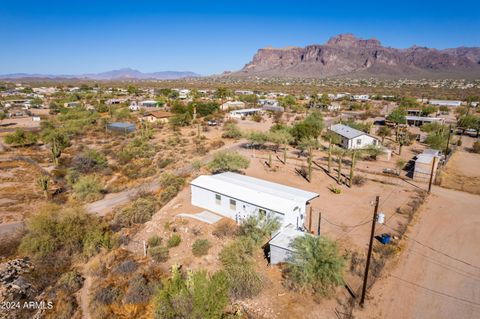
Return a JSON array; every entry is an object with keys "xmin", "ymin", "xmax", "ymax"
[{"xmin": 355, "ymin": 186, "xmax": 480, "ymax": 319}]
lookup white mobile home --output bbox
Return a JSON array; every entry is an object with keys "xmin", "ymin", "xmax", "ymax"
[
  {"xmin": 328, "ymin": 124, "xmax": 379, "ymax": 149},
  {"xmin": 190, "ymin": 172, "xmax": 319, "ymax": 229},
  {"xmin": 428, "ymin": 100, "xmax": 462, "ymax": 107}
]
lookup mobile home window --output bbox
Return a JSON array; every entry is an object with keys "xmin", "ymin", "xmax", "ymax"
[
  {"xmin": 229, "ymin": 199, "xmax": 236, "ymax": 210},
  {"xmin": 215, "ymin": 194, "xmax": 221, "ymax": 205},
  {"xmin": 356, "ymin": 139, "xmax": 361, "ymax": 145}
]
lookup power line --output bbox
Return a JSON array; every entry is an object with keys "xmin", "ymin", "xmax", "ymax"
[{"xmin": 391, "ymin": 275, "xmax": 480, "ymax": 308}]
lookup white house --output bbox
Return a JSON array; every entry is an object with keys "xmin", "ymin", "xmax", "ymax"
[
  {"xmin": 328, "ymin": 124, "xmax": 379, "ymax": 149},
  {"xmin": 228, "ymin": 108, "xmax": 262, "ymax": 119},
  {"xmin": 406, "ymin": 116, "xmax": 445, "ymax": 126},
  {"xmin": 352, "ymin": 94, "xmax": 370, "ymax": 101},
  {"xmin": 221, "ymin": 101, "xmax": 245, "ymax": 111},
  {"xmin": 428, "ymin": 100, "xmax": 462, "ymax": 107},
  {"xmin": 190, "ymin": 172, "xmax": 319, "ymax": 230},
  {"xmin": 129, "ymin": 101, "xmax": 140, "ymax": 111}
]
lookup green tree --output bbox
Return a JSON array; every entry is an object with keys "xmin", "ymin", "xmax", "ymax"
[
  {"xmin": 285, "ymin": 235, "xmax": 345, "ymax": 296},
  {"xmin": 377, "ymin": 126, "xmax": 392, "ymax": 144},
  {"xmin": 72, "ymin": 175, "xmax": 103, "ymax": 202},
  {"xmin": 291, "ymin": 112, "xmax": 324, "ymax": 142},
  {"xmin": 221, "ymin": 123, "xmax": 242, "ymax": 139},
  {"xmin": 267, "ymin": 129, "xmax": 293, "ymax": 164},
  {"xmin": 208, "ymin": 151, "xmax": 250, "ymax": 173},
  {"xmin": 215, "ymin": 87, "xmax": 232, "ymax": 108}
]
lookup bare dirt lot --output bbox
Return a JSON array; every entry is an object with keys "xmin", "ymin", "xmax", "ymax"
[
  {"xmin": 439, "ymin": 136, "xmax": 480, "ymax": 194},
  {"xmin": 354, "ymin": 186, "xmax": 480, "ymax": 319}
]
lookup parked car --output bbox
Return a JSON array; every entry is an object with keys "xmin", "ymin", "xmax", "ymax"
[{"xmin": 207, "ymin": 120, "xmax": 218, "ymax": 126}]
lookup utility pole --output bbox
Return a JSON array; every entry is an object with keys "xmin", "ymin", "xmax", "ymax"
[
  {"xmin": 360, "ymin": 195, "xmax": 380, "ymax": 307},
  {"xmin": 428, "ymin": 156, "xmax": 437, "ymax": 194},
  {"xmin": 317, "ymin": 212, "xmax": 322, "ymax": 236}
]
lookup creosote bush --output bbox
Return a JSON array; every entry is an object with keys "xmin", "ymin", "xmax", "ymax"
[
  {"xmin": 72, "ymin": 175, "xmax": 104, "ymax": 202},
  {"xmin": 113, "ymin": 195, "xmax": 158, "ymax": 228},
  {"xmin": 192, "ymin": 239, "xmax": 210, "ymax": 257},
  {"xmin": 147, "ymin": 235, "xmax": 162, "ymax": 247},
  {"xmin": 167, "ymin": 234, "xmax": 182, "ymax": 248},
  {"xmin": 150, "ymin": 246, "xmax": 169, "ymax": 263}
]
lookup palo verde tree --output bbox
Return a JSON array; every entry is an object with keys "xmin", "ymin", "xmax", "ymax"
[
  {"xmin": 208, "ymin": 151, "xmax": 250, "ymax": 174},
  {"xmin": 386, "ymin": 107, "xmax": 407, "ymax": 139},
  {"xmin": 298, "ymin": 137, "xmax": 319, "ymax": 182},
  {"xmin": 377, "ymin": 126, "xmax": 392, "ymax": 144},
  {"xmin": 268, "ymin": 125, "xmax": 293, "ymax": 164},
  {"xmin": 285, "ymin": 235, "xmax": 345, "ymax": 296}
]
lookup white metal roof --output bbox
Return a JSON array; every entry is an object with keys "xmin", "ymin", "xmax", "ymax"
[
  {"xmin": 329, "ymin": 124, "xmax": 366, "ymax": 139},
  {"xmin": 269, "ymin": 227, "xmax": 309, "ymax": 250},
  {"xmin": 416, "ymin": 154, "xmax": 434, "ymax": 164},
  {"xmin": 406, "ymin": 116, "xmax": 444, "ymax": 122},
  {"xmin": 190, "ymin": 172, "xmax": 319, "ymax": 213}
]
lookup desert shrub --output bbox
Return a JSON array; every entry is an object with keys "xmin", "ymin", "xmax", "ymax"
[
  {"xmin": 19, "ymin": 205, "xmax": 113, "ymax": 259},
  {"xmin": 159, "ymin": 172, "xmax": 185, "ymax": 190},
  {"xmin": 208, "ymin": 150, "xmax": 250, "ymax": 173},
  {"xmin": 65, "ymin": 169, "xmax": 80, "ymax": 186},
  {"xmin": 44, "ymin": 291, "xmax": 78, "ymax": 319},
  {"xmin": 238, "ymin": 215, "xmax": 280, "ymax": 245},
  {"xmin": 167, "ymin": 234, "xmax": 182, "ymax": 248},
  {"xmin": 210, "ymin": 139, "xmax": 225, "ymax": 149},
  {"xmin": 352, "ymin": 175, "xmax": 366, "ymax": 186},
  {"xmin": 148, "ymin": 235, "xmax": 162, "ymax": 247},
  {"xmin": 473, "ymin": 141, "xmax": 480, "ymax": 153},
  {"xmin": 192, "ymin": 239, "xmax": 210, "ymax": 257},
  {"xmin": 114, "ymin": 259, "xmax": 138, "ymax": 274},
  {"xmin": 212, "ymin": 219, "xmax": 238, "ymax": 238},
  {"xmin": 222, "ymin": 123, "xmax": 242, "ymax": 139},
  {"xmin": 284, "ymin": 235, "xmax": 345, "ymax": 296},
  {"xmin": 122, "ymin": 159, "xmax": 157, "ymax": 179},
  {"xmin": 58, "ymin": 271, "xmax": 84, "ymax": 294},
  {"xmin": 153, "ymin": 267, "xmax": 229, "ymax": 319},
  {"xmin": 328, "ymin": 185, "xmax": 342, "ymax": 194},
  {"xmin": 150, "ymin": 245, "xmax": 169, "ymax": 262},
  {"xmin": 124, "ymin": 274, "xmax": 154, "ymax": 304},
  {"xmin": 72, "ymin": 175, "xmax": 103, "ymax": 202},
  {"xmin": 117, "ymin": 137, "xmax": 156, "ymax": 164},
  {"xmin": 159, "ymin": 185, "xmax": 180, "ymax": 204},
  {"xmin": 219, "ymin": 237, "xmax": 263, "ymax": 298},
  {"xmin": 94, "ymin": 284, "xmax": 123, "ymax": 305},
  {"xmin": 4, "ymin": 129, "xmax": 38, "ymax": 146},
  {"xmin": 157, "ymin": 157, "xmax": 174, "ymax": 169},
  {"xmin": 72, "ymin": 149, "xmax": 108, "ymax": 173},
  {"xmin": 113, "ymin": 196, "xmax": 158, "ymax": 227}
]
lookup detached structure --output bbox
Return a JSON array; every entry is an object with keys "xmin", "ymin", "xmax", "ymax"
[
  {"xmin": 221, "ymin": 101, "xmax": 245, "ymax": 111},
  {"xmin": 268, "ymin": 226, "xmax": 310, "ymax": 265},
  {"xmin": 228, "ymin": 108, "xmax": 262, "ymax": 119},
  {"xmin": 428, "ymin": 100, "xmax": 462, "ymax": 107},
  {"xmin": 142, "ymin": 111, "xmax": 172, "ymax": 124},
  {"xmin": 106, "ymin": 122, "xmax": 135, "ymax": 134},
  {"xmin": 328, "ymin": 124, "xmax": 379, "ymax": 149},
  {"xmin": 406, "ymin": 116, "xmax": 445, "ymax": 127},
  {"xmin": 414, "ymin": 149, "xmax": 440, "ymax": 181},
  {"xmin": 190, "ymin": 172, "xmax": 319, "ymax": 229}
]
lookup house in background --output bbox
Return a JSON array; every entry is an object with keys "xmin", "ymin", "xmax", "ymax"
[
  {"xmin": 406, "ymin": 116, "xmax": 445, "ymax": 127},
  {"xmin": 428, "ymin": 100, "xmax": 462, "ymax": 107},
  {"xmin": 328, "ymin": 124, "xmax": 379, "ymax": 149},
  {"xmin": 141, "ymin": 111, "xmax": 172, "ymax": 124},
  {"xmin": 190, "ymin": 172, "xmax": 319, "ymax": 230},
  {"xmin": 221, "ymin": 101, "xmax": 246, "ymax": 111},
  {"xmin": 228, "ymin": 108, "xmax": 262, "ymax": 119},
  {"xmin": 140, "ymin": 100, "xmax": 159, "ymax": 108}
]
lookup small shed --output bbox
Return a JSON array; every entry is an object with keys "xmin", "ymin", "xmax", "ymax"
[
  {"xmin": 142, "ymin": 111, "xmax": 172, "ymax": 123},
  {"xmin": 106, "ymin": 122, "xmax": 136, "ymax": 134},
  {"xmin": 269, "ymin": 227, "xmax": 309, "ymax": 265}
]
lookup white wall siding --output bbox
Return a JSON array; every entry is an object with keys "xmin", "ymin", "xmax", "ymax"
[
  {"xmin": 191, "ymin": 185, "xmax": 304, "ymax": 228},
  {"xmin": 270, "ymin": 245, "xmax": 293, "ymax": 265}
]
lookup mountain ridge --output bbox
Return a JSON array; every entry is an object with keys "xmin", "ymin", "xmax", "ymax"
[
  {"xmin": 0, "ymin": 68, "xmax": 200, "ymax": 80},
  {"xmin": 231, "ymin": 34, "xmax": 480, "ymax": 79}
]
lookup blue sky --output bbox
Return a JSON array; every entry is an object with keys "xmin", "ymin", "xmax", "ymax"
[{"xmin": 1, "ymin": 0, "xmax": 479, "ymax": 75}]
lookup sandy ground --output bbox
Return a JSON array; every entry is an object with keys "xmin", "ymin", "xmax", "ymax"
[
  {"xmin": 439, "ymin": 136, "xmax": 480, "ymax": 194},
  {"xmin": 354, "ymin": 186, "xmax": 480, "ymax": 319}
]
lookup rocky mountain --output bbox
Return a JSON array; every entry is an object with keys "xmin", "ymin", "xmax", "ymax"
[
  {"xmin": 0, "ymin": 68, "xmax": 200, "ymax": 80},
  {"xmin": 233, "ymin": 34, "xmax": 480, "ymax": 79}
]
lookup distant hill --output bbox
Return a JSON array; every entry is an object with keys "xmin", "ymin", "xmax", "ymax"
[
  {"xmin": 0, "ymin": 68, "xmax": 200, "ymax": 80},
  {"xmin": 229, "ymin": 34, "xmax": 480, "ymax": 79}
]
